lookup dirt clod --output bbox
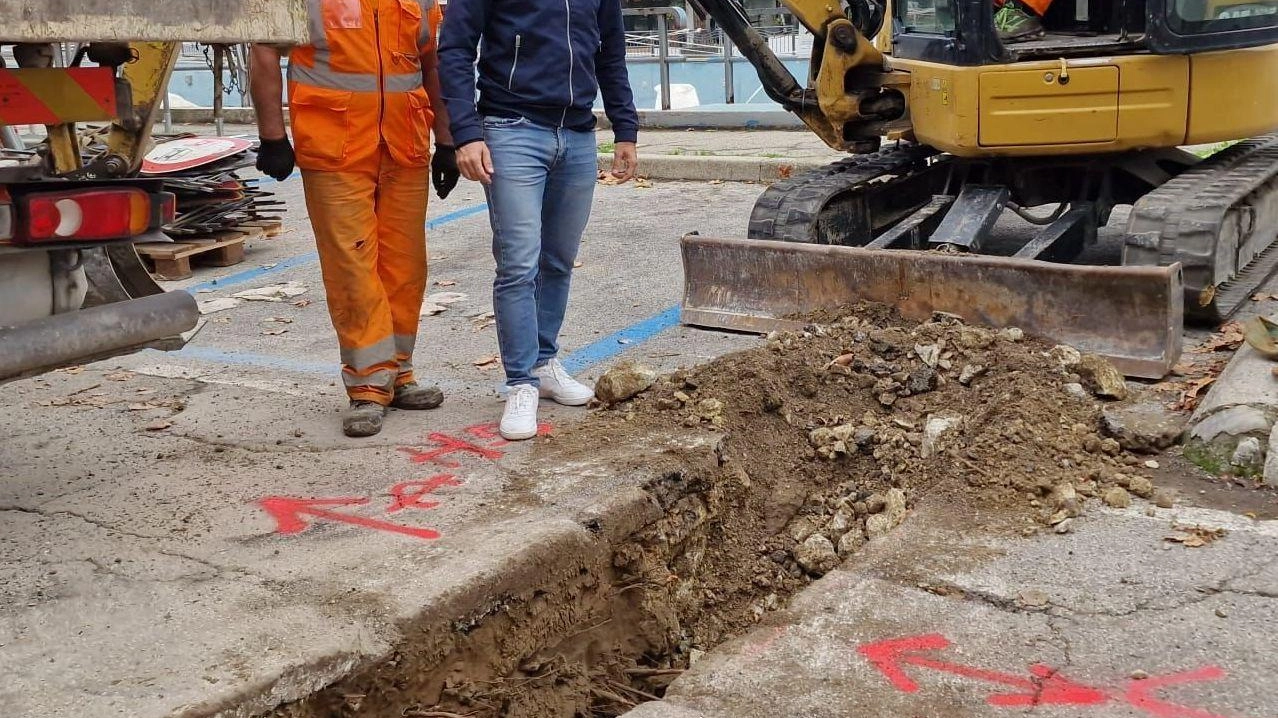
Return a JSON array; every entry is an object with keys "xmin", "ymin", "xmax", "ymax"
[{"xmin": 1103, "ymin": 486, "xmax": 1133, "ymax": 508}]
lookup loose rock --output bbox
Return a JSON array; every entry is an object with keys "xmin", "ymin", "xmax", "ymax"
[
  {"xmin": 1232, "ymin": 436, "xmax": 1264, "ymax": 472},
  {"xmin": 1153, "ymin": 489, "xmax": 1176, "ymax": 509},
  {"xmin": 1076, "ymin": 354, "xmax": 1129, "ymax": 400},
  {"xmin": 921, "ymin": 416, "xmax": 961, "ymax": 459},
  {"xmin": 1103, "ymin": 486, "xmax": 1132, "ymax": 508},
  {"xmin": 794, "ymin": 534, "xmax": 840, "ymax": 576},
  {"xmin": 958, "ymin": 364, "xmax": 986, "ymax": 386},
  {"xmin": 1100, "ymin": 402, "xmax": 1185, "ymax": 453},
  {"xmin": 1126, "ymin": 475, "xmax": 1154, "ymax": 499},
  {"xmin": 1051, "ymin": 483, "xmax": 1082, "ymax": 517},
  {"xmin": 837, "ymin": 528, "xmax": 866, "ymax": 558},
  {"xmin": 595, "ymin": 361, "xmax": 658, "ymax": 404}
]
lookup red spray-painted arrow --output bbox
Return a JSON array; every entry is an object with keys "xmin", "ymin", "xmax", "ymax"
[
  {"xmin": 258, "ymin": 496, "xmax": 441, "ymax": 541},
  {"xmin": 858, "ymin": 634, "xmax": 1108, "ymax": 707},
  {"xmin": 1125, "ymin": 666, "xmax": 1230, "ymax": 718}
]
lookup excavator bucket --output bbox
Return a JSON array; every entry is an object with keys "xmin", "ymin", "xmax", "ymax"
[{"xmin": 681, "ymin": 235, "xmax": 1184, "ymax": 378}]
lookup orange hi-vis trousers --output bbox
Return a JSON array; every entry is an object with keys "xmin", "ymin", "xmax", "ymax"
[{"xmin": 302, "ymin": 145, "xmax": 429, "ymax": 405}]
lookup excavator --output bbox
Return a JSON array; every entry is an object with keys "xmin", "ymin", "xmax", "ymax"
[
  {"xmin": 682, "ymin": 0, "xmax": 1278, "ymax": 376},
  {"xmin": 0, "ymin": 1, "xmax": 306, "ymax": 382}
]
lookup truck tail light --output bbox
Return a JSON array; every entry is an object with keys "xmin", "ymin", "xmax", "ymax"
[{"xmin": 21, "ymin": 188, "xmax": 151, "ymax": 243}]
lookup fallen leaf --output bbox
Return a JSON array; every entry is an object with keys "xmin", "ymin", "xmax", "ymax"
[
  {"xmin": 262, "ymin": 316, "xmax": 294, "ymax": 324},
  {"xmin": 777, "ymin": 164, "xmax": 795, "ymax": 179},
  {"xmin": 598, "ymin": 173, "xmax": 622, "ymax": 186},
  {"xmin": 471, "ymin": 311, "xmax": 496, "ymax": 331},
  {"xmin": 473, "ymin": 355, "xmax": 501, "ymax": 369},
  {"xmin": 259, "ymin": 263, "xmax": 278, "ymax": 270},
  {"xmin": 145, "ymin": 419, "xmax": 172, "ymax": 431},
  {"xmin": 1164, "ymin": 523, "xmax": 1227, "ymax": 548},
  {"xmin": 55, "ymin": 366, "xmax": 84, "ymax": 375},
  {"xmin": 1172, "ymin": 375, "xmax": 1217, "ymax": 412},
  {"xmin": 262, "ymin": 327, "xmax": 289, "ymax": 336},
  {"xmin": 1252, "ymin": 293, "xmax": 1278, "ymax": 302},
  {"xmin": 573, "ymin": 261, "xmax": 584, "ymax": 268},
  {"xmin": 212, "ymin": 317, "xmax": 232, "ymax": 324},
  {"xmin": 197, "ymin": 297, "xmax": 241, "ymax": 315},
  {"xmin": 434, "ymin": 280, "xmax": 457, "ymax": 287},
  {"xmin": 635, "ymin": 178, "xmax": 654, "ymax": 189},
  {"xmin": 1191, "ymin": 321, "xmax": 1244, "ymax": 353},
  {"xmin": 826, "ymin": 352, "xmax": 857, "ymax": 369},
  {"xmin": 232, "ymin": 281, "xmax": 308, "ymax": 302},
  {"xmin": 105, "ymin": 371, "xmax": 135, "ymax": 382},
  {"xmin": 292, "ymin": 299, "xmax": 313, "ymax": 308},
  {"xmin": 420, "ymin": 291, "xmax": 469, "ymax": 317},
  {"xmin": 707, "ymin": 179, "xmax": 724, "ymax": 185}
]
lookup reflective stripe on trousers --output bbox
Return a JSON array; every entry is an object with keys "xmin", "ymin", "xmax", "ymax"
[{"xmin": 302, "ymin": 146, "xmax": 430, "ymax": 405}]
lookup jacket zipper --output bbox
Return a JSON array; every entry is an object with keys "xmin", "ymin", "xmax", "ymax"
[
  {"xmin": 375, "ymin": 5, "xmax": 385, "ymax": 142},
  {"xmin": 508, "ymin": 35, "xmax": 522, "ymax": 90},
  {"xmin": 561, "ymin": 0, "xmax": 573, "ymax": 127}
]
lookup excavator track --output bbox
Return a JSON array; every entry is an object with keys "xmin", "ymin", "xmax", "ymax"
[
  {"xmin": 1124, "ymin": 133, "xmax": 1278, "ymax": 325},
  {"xmin": 747, "ymin": 143, "xmax": 941, "ymax": 244}
]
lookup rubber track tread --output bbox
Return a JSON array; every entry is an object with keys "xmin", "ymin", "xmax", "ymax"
[
  {"xmin": 1125, "ymin": 134, "xmax": 1278, "ymax": 323},
  {"xmin": 747, "ymin": 144, "xmax": 938, "ymax": 243}
]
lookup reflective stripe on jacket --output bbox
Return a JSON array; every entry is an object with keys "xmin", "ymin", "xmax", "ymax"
[{"xmin": 289, "ymin": 0, "xmax": 443, "ymax": 171}]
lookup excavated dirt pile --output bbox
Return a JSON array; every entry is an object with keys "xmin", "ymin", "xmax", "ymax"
[{"xmin": 275, "ymin": 305, "xmax": 1167, "ymax": 718}]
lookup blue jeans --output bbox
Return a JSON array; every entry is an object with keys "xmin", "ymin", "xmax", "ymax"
[{"xmin": 483, "ymin": 117, "xmax": 598, "ymax": 387}]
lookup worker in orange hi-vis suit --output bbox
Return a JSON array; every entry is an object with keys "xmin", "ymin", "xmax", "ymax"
[{"xmin": 250, "ymin": 0, "xmax": 460, "ymax": 438}]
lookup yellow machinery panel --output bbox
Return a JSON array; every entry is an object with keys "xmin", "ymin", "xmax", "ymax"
[
  {"xmin": 1187, "ymin": 45, "xmax": 1278, "ymax": 145},
  {"xmin": 979, "ymin": 66, "xmax": 1119, "ymax": 146},
  {"xmin": 903, "ymin": 56, "xmax": 1199, "ymax": 156}
]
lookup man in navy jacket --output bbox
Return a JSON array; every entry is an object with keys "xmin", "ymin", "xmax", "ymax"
[{"xmin": 439, "ymin": 0, "xmax": 640, "ymax": 440}]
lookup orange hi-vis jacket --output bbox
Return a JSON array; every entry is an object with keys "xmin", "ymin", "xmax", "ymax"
[{"xmin": 288, "ymin": 0, "xmax": 443, "ymax": 172}]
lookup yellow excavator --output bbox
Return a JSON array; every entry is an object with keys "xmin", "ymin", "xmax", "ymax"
[{"xmin": 682, "ymin": 0, "xmax": 1278, "ymax": 376}]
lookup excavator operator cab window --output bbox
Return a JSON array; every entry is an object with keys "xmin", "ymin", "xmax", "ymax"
[{"xmin": 892, "ymin": 0, "xmax": 1278, "ymax": 61}]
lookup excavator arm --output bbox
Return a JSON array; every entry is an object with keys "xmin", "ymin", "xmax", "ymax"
[{"xmin": 696, "ymin": 0, "xmax": 910, "ymax": 152}]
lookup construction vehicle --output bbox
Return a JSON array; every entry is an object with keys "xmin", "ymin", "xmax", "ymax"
[
  {"xmin": 0, "ymin": 1, "xmax": 307, "ymax": 382},
  {"xmin": 682, "ymin": 0, "xmax": 1278, "ymax": 376}
]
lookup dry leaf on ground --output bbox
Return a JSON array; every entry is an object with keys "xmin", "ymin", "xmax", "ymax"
[
  {"xmin": 262, "ymin": 328, "xmax": 289, "ymax": 336},
  {"xmin": 1192, "ymin": 321, "xmax": 1244, "ymax": 353},
  {"xmin": 435, "ymin": 280, "xmax": 457, "ymax": 287},
  {"xmin": 293, "ymin": 299, "xmax": 312, "ymax": 308},
  {"xmin": 105, "ymin": 371, "xmax": 135, "ymax": 382},
  {"xmin": 473, "ymin": 355, "xmax": 501, "ymax": 369},
  {"xmin": 1165, "ymin": 524, "xmax": 1227, "ymax": 548}
]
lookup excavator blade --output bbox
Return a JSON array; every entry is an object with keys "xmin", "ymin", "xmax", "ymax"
[{"xmin": 681, "ymin": 235, "xmax": 1184, "ymax": 379}]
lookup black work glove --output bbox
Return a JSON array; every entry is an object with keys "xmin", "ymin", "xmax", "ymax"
[
  {"xmin": 256, "ymin": 136, "xmax": 296, "ymax": 182},
  {"xmin": 432, "ymin": 144, "xmax": 460, "ymax": 199}
]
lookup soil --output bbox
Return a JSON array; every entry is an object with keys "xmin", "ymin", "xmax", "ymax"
[{"xmin": 271, "ymin": 305, "xmax": 1172, "ymax": 718}]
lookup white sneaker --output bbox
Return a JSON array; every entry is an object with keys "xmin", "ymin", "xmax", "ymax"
[
  {"xmin": 533, "ymin": 358, "xmax": 595, "ymax": 406},
  {"xmin": 500, "ymin": 384, "xmax": 540, "ymax": 441}
]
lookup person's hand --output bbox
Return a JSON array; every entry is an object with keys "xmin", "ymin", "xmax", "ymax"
[
  {"xmin": 457, "ymin": 141, "xmax": 494, "ymax": 185},
  {"xmin": 255, "ymin": 136, "xmax": 295, "ymax": 181},
  {"xmin": 432, "ymin": 144, "xmax": 460, "ymax": 199},
  {"xmin": 610, "ymin": 141, "xmax": 637, "ymax": 183}
]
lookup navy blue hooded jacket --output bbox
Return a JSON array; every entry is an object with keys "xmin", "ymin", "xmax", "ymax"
[{"xmin": 438, "ymin": 0, "xmax": 639, "ymax": 148}]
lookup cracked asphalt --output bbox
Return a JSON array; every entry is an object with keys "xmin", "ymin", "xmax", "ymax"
[{"xmin": 625, "ymin": 501, "xmax": 1278, "ymax": 718}]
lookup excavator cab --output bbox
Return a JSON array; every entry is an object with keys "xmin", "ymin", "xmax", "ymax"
[{"xmin": 683, "ymin": 0, "xmax": 1278, "ymax": 377}]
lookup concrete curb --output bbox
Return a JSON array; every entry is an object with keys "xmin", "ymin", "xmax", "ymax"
[
  {"xmin": 599, "ymin": 153, "xmax": 824, "ymax": 182},
  {"xmin": 1187, "ymin": 342, "xmax": 1278, "ymax": 484}
]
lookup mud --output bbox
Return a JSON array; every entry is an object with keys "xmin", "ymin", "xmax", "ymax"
[{"xmin": 270, "ymin": 306, "xmax": 1166, "ymax": 718}]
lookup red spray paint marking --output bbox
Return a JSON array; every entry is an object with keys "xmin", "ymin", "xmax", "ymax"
[
  {"xmin": 387, "ymin": 474, "xmax": 463, "ymax": 513},
  {"xmin": 1125, "ymin": 666, "xmax": 1231, "ymax": 718},
  {"xmin": 398, "ymin": 433, "xmax": 505, "ymax": 468},
  {"xmin": 859, "ymin": 634, "xmax": 1240, "ymax": 716},
  {"xmin": 258, "ymin": 496, "xmax": 441, "ymax": 541},
  {"xmin": 858, "ymin": 633, "xmax": 1107, "ymax": 707}
]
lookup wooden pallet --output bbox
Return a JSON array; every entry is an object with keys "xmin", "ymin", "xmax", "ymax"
[
  {"xmin": 136, "ymin": 234, "xmax": 245, "ymax": 280},
  {"xmin": 135, "ymin": 220, "xmax": 282, "ymax": 280}
]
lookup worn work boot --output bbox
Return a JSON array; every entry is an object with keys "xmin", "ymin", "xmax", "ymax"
[
  {"xmin": 532, "ymin": 358, "xmax": 595, "ymax": 406},
  {"xmin": 343, "ymin": 400, "xmax": 386, "ymax": 438},
  {"xmin": 500, "ymin": 384, "xmax": 541, "ymax": 441},
  {"xmin": 995, "ymin": 2, "xmax": 1044, "ymax": 41},
  {"xmin": 392, "ymin": 382, "xmax": 445, "ymax": 410}
]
